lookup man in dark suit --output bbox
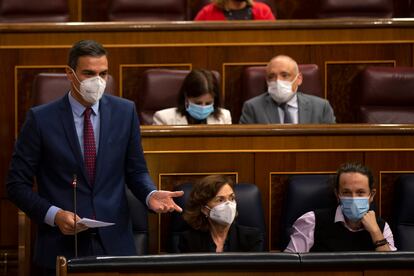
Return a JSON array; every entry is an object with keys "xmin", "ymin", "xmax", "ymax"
[
  {"xmin": 7, "ymin": 40, "xmax": 183, "ymax": 274},
  {"xmin": 239, "ymin": 55, "xmax": 336, "ymax": 124}
]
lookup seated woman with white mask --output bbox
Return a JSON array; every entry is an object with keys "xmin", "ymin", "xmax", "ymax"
[
  {"xmin": 178, "ymin": 175, "xmax": 263, "ymax": 253},
  {"xmin": 152, "ymin": 69, "xmax": 232, "ymax": 125}
]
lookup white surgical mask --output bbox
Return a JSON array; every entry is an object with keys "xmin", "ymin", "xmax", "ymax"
[
  {"xmin": 71, "ymin": 69, "xmax": 106, "ymax": 104},
  {"xmin": 267, "ymin": 74, "xmax": 298, "ymax": 104},
  {"xmin": 206, "ymin": 201, "xmax": 237, "ymax": 226}
]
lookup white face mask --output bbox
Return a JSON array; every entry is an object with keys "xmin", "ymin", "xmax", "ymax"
[
  {"xmin": 267, "ymin": 74, "xmax": 298, "ymax": 104},
  {"xmin": 206, "ymin": 200, "xmax": 237, "ymax": 226},
  {"xmin": 71, "ymin": 69, "xmax": 106, "ymax": 104}
]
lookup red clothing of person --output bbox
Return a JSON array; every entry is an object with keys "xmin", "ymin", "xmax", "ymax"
[{"xmin": 195, "ymin": 2, "xmax": 275, "ymax": 21}]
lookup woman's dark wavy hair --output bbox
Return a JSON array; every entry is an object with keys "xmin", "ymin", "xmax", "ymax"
[
  {"xmin": 177, "ymin": 69, "xmax": 222, "ymax": 119},
  {"xmin": 183, "ymin": 175, "xmax": 233, "ymax": 231}
]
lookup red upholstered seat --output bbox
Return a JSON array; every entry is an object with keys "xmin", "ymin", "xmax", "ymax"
[
  {"xmin": 108, "ymin": 0, "xmax": 188, "ymax": 21},
  {"xmin": 139, "ymin": 69, "xmax": 189, "ymax": 125},
  {"xmin": 316, "ymin": 0, "xmax": 393, "ymax": 18},
  {"xmin": 0, "ymin": 0, "xmax": 69, "ymax": 22},
  {"xmin": 356, "ymin": 66, "xmax": 414, "ymax": 123},
  {"xmin": 32, "ymin": 73, "xmax": 116, "ymax": 106}
]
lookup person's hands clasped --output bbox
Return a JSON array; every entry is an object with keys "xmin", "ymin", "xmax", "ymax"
[
  {"xmin": 148, "ymin": 190, "xmax": 184, "ymax": 213},
  {"xmin": 54, "ymin": 209, "xmax": 88, "ymax": 235},
  {"xmin": 360, "ymin": 210, "xmax": 381, "ymax": 235}
]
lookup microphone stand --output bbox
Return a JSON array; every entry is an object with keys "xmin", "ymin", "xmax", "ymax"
[{"xmin": 72, "ymin": 174, "xmax": 78, "ymax": 258}]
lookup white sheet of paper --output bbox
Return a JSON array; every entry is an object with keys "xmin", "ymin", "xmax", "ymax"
[{"xmin": 77, "ymin": 218, "xmax": 114, "ymax": 228}]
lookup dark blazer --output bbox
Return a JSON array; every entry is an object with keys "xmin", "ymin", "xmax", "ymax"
[
  {"xmin": 239, "ymin": 92, "xmax": 336, "ymax": 124},
  {"xmin": 178, "ymin": 223, "xmax": 264, "ymax": 253},
  {"xmin": 7, "ymin": 94, "xmax": 155, "ymax": 268}
]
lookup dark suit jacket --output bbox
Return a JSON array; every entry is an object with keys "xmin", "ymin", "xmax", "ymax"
[
  {"xmin": 178, "ymin": 223, "xmax": 264, "ymax": 253},
  {"xmin": 7, "ymin": 94, "xmax": 155, "ymax": 268},
  {"xmin": 239, "ymin": 92, "xmax": 336, "ymax": 124}
]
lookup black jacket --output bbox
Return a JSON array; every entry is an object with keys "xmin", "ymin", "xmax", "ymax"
[{"xmin": 178, "ymin": 223, "xmax": 264, "ymax": 253}]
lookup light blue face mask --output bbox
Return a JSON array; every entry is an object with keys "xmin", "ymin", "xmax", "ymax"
[
  {"xmin": 339, "ymin": 196, "xmax": 370, "ymax": 222},
  {"xmin": 186, "ymin": 102, "xmax": 214, "ymax": 120}
]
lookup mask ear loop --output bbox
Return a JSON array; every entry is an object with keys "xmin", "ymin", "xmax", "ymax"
[
  {"xmin": 68, "ymin": 67, "xmax": 83, "ymax": 95},
  {"xmin": 203, "ymin": 205, "xmax": 212, "ymax": 218},
  {"xmin": 68, "ymin": 67, "xmax": 82, "ymax": 84},
  {"xmin": 291, "ymin": 73, "xmax": 299, "ymax": 84}
]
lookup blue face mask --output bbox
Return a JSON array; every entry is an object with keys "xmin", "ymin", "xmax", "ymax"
[
  {"xmin": 339, "ymin": 197, "xmax": 370, "ymax": 222},
  {"xmin": 186, "ymin": 102, "xmax": 214, "ymax": 120}
]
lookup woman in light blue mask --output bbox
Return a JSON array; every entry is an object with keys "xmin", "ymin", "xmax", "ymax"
[
  {"xmin": 153, "ymin": 69, "xmax": 232, "ymax": 125},
  {"xmin": 285, "ymin": 163, "xmax": 396, "ymax": 253}
]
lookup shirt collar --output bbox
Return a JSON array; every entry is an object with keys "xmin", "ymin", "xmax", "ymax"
[
  {"xmin": 286, "ymin": 94, "xmax": 298, "ymax": 108},
  {"xmin": 334, "ymin": 205, "xmax": 364, "ymax": 232},
  {"xmin": 68, "ymin": 91, "xmax": 100, "ymax": 116}
]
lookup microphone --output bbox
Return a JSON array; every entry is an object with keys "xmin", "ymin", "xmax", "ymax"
[{"xmin": 72, "ymin": 174, "xmax": 78, "ymax": 257}]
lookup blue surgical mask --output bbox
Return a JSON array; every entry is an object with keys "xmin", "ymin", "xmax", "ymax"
[
  {"xmin": 186, "ymin": 102, "xmax": 214, "ymax": 120},
  {"xmin": 339, "ymin": 196, "xmax": 370, "ymax": 222}
]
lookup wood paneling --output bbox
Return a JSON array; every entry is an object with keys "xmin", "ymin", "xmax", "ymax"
[
  {"xmin": 2, "ymin": 20, "xmax": 414, "ymax": 274},
  {"xmin": 0, "ymin": 201, "xmax": 18, "ymax": 247},
  {"xmin": 140, "ymin": 124, "xmax": 414, "ymax": 251}
]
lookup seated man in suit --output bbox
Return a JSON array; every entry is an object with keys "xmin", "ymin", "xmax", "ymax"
[
  {"xmin": 239, "ymin": 55, "xmax": 336, "ymax": 124},
  {"xmin": 7, "ymin": 40, "xmax": 183, "ymax": 275},
  {"xmin": 284, "ymin": 163, "xmax": 396, "ymax": 252}
]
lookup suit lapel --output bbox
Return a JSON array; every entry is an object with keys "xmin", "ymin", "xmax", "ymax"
[
  {"xmin": 59, "ymin": 94, "xmax": 89, "ymax": 185},
  {"xmin": 297, "ymin": 93, "xmax": 311, "ymax": 124},
  {"xmin": 95, "ymin": 95, "xmax": 112, "ymax": 187},
  {"xmin": 264, "ymin": 94, "xmax": 282, "ymax": 123}
]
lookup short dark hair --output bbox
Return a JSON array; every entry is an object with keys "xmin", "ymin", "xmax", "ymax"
[
  {"xmin": 183, "ymin": 175, "xmax": 233, "ymax": 231},
  {"xmin": 335, "ymin": 162, "xmax": 374, "ymax": 191},
  {"xmin": 177, "ymin": 69, "xmax": 222, "ymax": 120},
  {"xmin": 68, "ymin": 40, "xmax": 107, "ymax": 70}
]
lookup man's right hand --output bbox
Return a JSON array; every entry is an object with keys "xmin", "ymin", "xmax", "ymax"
[{"xmin": 54, "ymin": 210, "xmax": 88, "ymax": 235}]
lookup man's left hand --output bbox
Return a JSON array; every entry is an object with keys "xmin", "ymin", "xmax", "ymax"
[{"xmin": 148, "ymin": 190, "xmax": 184, "ymax": 213}]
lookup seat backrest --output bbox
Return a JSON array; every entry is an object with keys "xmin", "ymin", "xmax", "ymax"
[
  {"xmin": 316, "ymin": 0, "xmax": 394, "ymax": 18},
  {"xmin": 392, "ymin": 174, "xmax": 414, "ymax": 251},
  {"xmin": 0, "ymin": 0, "xmax": 69, "ymax": 22},
  {"xmin": 108, "ymin": 0, "xmax": 188, "ymax": 21},
  {"xmin": 32, "ymin": 73, "xmax": 116, "ymax": 106},
  {"xmin": 168, "ymin": 182, "xmax": 266, "ymax": 253},
  {"xmin": 356, "ymin": 66, "xmax": 414, "ymax": 123},
  {"xmin": 139, "ymin": 69, "xmax": 189, "ymax": 125},
  {"xmin": 126, "ymin": 188, "xmax": 149, "ymax": 255},
  {"xmin": 139, "ymin": 68, "xmax": 221, "ymax": 125},
  {"xmin": 237, "ymin": 64, "xmax": 322, "ymax": 122},
  {"xmin": 410, "ymin": 0, "xmax": 414, "ymax": 17},
  {"xmin": 279, "ymin": 174, "xmax": 337, "ymax": 250}
]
